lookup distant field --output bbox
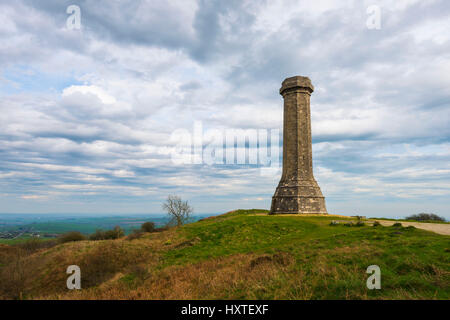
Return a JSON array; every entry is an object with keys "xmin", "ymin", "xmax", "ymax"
[
  {"xmin": 0, "ymin": 214, "xmax": 211, "ymax": 243},
  {"xmin": 20, "ymin": 219, "xmax": 166, "ymax": 235},
  {"xmin": 0, "ymin": 237, "xmax": 54, "ymax": 245}
]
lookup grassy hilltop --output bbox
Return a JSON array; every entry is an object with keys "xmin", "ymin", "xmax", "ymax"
[{"xmin": 0, "ymin": 209, "xmax": 449, "ymax": 300}]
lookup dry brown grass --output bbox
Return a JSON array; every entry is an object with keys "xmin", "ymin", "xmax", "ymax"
[
  {"xmin": 48, "ymin": 252, "xmax": 297, "ymax": 300},
  {"xmin": 0, "ymin": 236, "xmax": 166, "ymax": 299},
  {"xmin": 49, "ymin": 247, "xmax": 377, "ymax": 300},
  {"xmin": 0, "ymin": 241, "xmax": 61, "ymax": 299},
  {"xmin": 0, "ymin": 248, "xmax": 31, "ymax": 299}
]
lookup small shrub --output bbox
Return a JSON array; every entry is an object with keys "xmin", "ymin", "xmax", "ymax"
[
  {"xmin": 329, "ymin": 221, "xmax": 339, "ymax": 226},
  {"xmin": 58, "ymin": 231, "xmax": 86, "ymax": 244},
  {"xmin": 355, "ymin": 221, "xmax": 365, "ymax": 227},
  {"xmin": 373, "ymin": 221, "xmax": 381, "ymax": 227},
  {"xmin": 89, "ymin": 226, "xmax": 124, "ymax": 241},
  {"xmin": 104, "ymin": 226, "xmax": 125, "ymax": 239},
  {"xmin": 405, "ymin": 213, "xmax": 446, "ymax": 222},
  {"xmin": 89, "ymin": 230, "xmax": 106, "ymax": 241},
  {"xmin": 141, "ymin": 222, "xmax": 156, "ymax": 233},
  {"xmin": 392, "ymin": 222, "xmax": 402, "ymax": 227}
]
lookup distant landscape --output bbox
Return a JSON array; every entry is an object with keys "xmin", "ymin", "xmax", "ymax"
[{"xmin": 0, "ymin": 213, "xmax": 213, "ymax": 244}]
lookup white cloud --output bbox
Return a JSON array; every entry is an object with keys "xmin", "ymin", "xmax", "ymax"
[
  {"xmin": 0, "ymin": 0, "xmax": 449, "ymax": 217},
  {"xmin": 63, "ymin": 85, "xmax": 117, "ymax": 104}
]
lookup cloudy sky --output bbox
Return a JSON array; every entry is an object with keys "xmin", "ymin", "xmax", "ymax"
[{"xmin": 0, "ymin": 0, "xmax": 449, "ymax": 218}]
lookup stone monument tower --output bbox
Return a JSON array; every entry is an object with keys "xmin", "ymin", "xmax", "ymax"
[{"xmin": 270, "ymin": 76, "xmax": 327, "ymax": 214}]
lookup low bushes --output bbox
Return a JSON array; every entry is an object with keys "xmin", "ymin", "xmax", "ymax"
[
  {"xmin": 89, "ymin": 226, "xmax": 124, "ymax": 241},
  {"xmin": 405, "ymin": 213, "xmax": 446, "ymax": 222},
  {"xmin": 58, "ymin": 231, "xmax": 86, "ymax": 244},
  {"xmin": 141, "ymin": 222, "xmax": 156, "ymax": 233}
]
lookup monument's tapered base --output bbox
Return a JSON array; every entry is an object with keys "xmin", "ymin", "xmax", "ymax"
[{"xmin": 270, "ymin": 179, "xmax": 328, "ymax": 215}]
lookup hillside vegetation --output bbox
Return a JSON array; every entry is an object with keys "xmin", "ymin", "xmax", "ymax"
[{"xmin": 0, "ymin": 209, "xmax": 449, "ymax": 300}]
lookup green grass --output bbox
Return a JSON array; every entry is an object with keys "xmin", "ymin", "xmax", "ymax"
[
  {"xmin": 166, "ymin": 214, "xmax": 342, "ymax": 264},
  {"xmin": 161, "ymin": 210, "xmax": 450, "ymax": 299},
  {"xmin": 1, "ymin": 209, "xmax": 448, "ymax": 300}
]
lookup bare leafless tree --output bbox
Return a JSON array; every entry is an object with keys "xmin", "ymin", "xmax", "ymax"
[{"xmin": 162, "ymin": 195, "xmax": 193, "ymax": 227}]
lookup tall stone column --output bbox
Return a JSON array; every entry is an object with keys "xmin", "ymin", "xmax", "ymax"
[{"xmin": 270, "ymin": 76, "xmax": 327, "ymax": 214}]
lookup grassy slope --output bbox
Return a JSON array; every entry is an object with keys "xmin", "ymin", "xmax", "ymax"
[{"xmin": 0, "ymin": 209, "xmax": 449, "ymax": 300}]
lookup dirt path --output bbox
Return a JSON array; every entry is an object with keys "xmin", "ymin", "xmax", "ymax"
[{"xmin": 371, "ymin": 220, "xmax": 450, "ymax": 236}]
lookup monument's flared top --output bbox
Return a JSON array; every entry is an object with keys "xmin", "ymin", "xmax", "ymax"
[{"xmin": 280, "ymin": 76, "xmax": 314, "ymax": 95}]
